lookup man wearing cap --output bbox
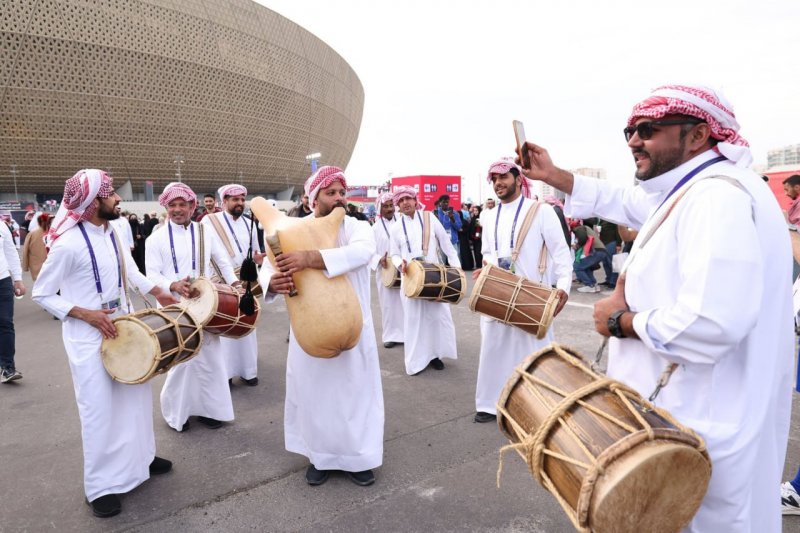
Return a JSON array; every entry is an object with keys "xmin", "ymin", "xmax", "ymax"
[
  {"xmin": 201, "ymin": 184, "xmax": 265, "ymax": 387},
  {"xmin": 32, "ymin": 169, "xmax": 178, "ymax": 518},
  {"xmin": 260, "ymin": 165, "xmax": 384, "ymax": 487},
  {"xmin": 389, "ymin": 186, "xmax": 461, "ymax": 374},
  {"xmin": 370, "ymin": 193, "xmax": 404, "ymax": 349},
  {"xmin": 145, "ymin": 182, "xmax": 240, "ymax": 432},
  {"xmin": 472, "ymin": 157, "xmax": 572, "ymax": 423},
  {"xmin": 519, "ymin": 85, "xmax": 792, "ymax": 531}
]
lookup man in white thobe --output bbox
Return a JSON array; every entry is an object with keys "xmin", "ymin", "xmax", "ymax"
[
  {"xmin": 32, "ymin": 169, "xmax": 177, "ymax": 518},
  {"xmin": 145, "ymin": 182, "xmax": 240, "ymax": 432},
  {"xmin": 260, "ymin": 165, "xmax": 384, "ymax": 487},
  {"xmin": 369, "ymin": 192, "xmax": 404, "ymax": 348},
  {"xmin": 519, "ymin": 85, "xmax": 793, "ymax": 532},
  {"xmin": 201, "ymin": 183, "xmax": 265, "ymax": 386},
  {"xmin": 473, "ymin": 158, "xmax": 572, "ymax": 423},
  {"xmin": 389, "ymin": 186, "xmax": 461, "ymax": 375}
]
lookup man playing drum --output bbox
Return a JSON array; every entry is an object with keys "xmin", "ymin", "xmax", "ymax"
[
  {"xmin": 32, "ymin": 169, "xmax": 178, "ymax": 518},
  {"xmin": 388, "ymin": 186, "xmax": 461, "ymax": 374},
  {"xmin": 472, "ymin": 158, "xmax": 571, "ymax": 423},
  {"xmin": 260, "ymin": 165, "xmax": 385, "ymax": 487},
  {"xmin": 145, "ymin": 182, "xmax": 241, "ymax": 432},
  {"xmin": 519, "ymin": 85, "xmax": 793, "ymax": 532},
  {"xmin": 201, "ymin": 183, "xmax": 265, "ymax": 387},
  {"xmin": 370, "ymin": 192, "xmax": 404, "ymax": 349}
]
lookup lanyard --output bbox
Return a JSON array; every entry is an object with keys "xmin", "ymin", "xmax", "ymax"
[
  {"xmin": 380, "ymin": 217, "xmax": 391, "ymax": 238},
  {"xmin": 168, "ymin": 222, "xmax": 196, "ymax": 276},
  {"xmin": 222, "ymin": 212, "xmax": 245, "ymax": 254},
  {"xmin": 655, "ymin": 155, "xmax": 726, "ymax": 212},
  {"xmin": 78, "ymin": 222, "xmax": 121, "ymax": 295},
  {"xmin": 494, "ymin": 197, "xmax": 525, "ymax": 253},
  {"xmin": 401, "ymin": 213, "xmax": 424, "ymax": 254}
]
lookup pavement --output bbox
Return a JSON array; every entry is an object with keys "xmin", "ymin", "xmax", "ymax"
[{"xmin": 2, "ymin": 271, "xmax": 800, "ymax": 532}]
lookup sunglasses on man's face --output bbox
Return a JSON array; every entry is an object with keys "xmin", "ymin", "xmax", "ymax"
[{"xmin": 623, "ymin": 119, "xmax": 704, "ymax": 142}]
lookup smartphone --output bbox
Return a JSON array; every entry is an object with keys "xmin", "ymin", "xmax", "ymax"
[{"xmin": 513, "ymin": 119, "xmax": 530, "ymax": 168}]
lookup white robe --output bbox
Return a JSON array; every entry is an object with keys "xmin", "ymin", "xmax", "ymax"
[
  {"xmin": 475, "ymin": 196, "xmax": 572, "ymax": 414},
  {"xmin": 145, "ymin": 220, "xmax": 238, "ymax": 430},
  {"xmin": 369, "ymin": 216, "xmax": 404, "ymax": 344},
  {"xmin": 201, "ymin": 212, "xmax": 262, "ymax": 380},
  {"xmin": 260, "ymin": 215, "xmax": 384, "ymax": 471},
  {"xmin": 389, "ymin": 210, "xmax": 461, "ymax": 375},
  {"xmin": 32, "ymin": 221, "xmax": 157, "ymax": 501},
  {"xmin": 566, "ymin": 150, "xmax": 794, "ymax": 533}
]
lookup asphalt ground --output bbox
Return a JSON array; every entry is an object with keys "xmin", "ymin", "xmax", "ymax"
[{"xmin": 2, "ymin": 270, "xmax": 800, "ymax": 532}]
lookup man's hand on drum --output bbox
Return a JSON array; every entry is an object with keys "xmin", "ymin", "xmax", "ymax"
[
  {"xmin": 379, "ymin": 253, "xmax": 388, "ymax": 269},
  {"xmin": 275, "ymin": 250, "xmax": 324, "ymax": 275},
  {"xmin": 150, "ymin": 287, "xmax": 179, "ymax": 307},
  {"xmin": 593, "ymin": 274, "xmax": 632, "ymax": 337},
  {"xmin": 169, "ymin": 277, "xmax": 192, "ymax": 298},
  {"xmin": 399, "ymin": 259, "xmax": 408, "ymax": 274},
  {"xmin": 70, "ymin": 307, "xmax": 117, "ymax": 339},
  {"xmin": 267, "ymin": 272, "xmax": 295, "ymax": 294},
  {"xmin": 554, "ymin": 289, "xmax": 569, "ymax": 316},
  {"xmin": 253, "ymin": 251, "xmax": 267, "ymax": 266},
  {"xmin": 231, "ymin": 281, "xmax": 245, "ymax": 294}
]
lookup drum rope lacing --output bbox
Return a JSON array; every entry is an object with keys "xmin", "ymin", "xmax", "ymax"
[
  {"xmin": 496, "ymin": 344, "xmax": 706, "ymax": 532},
  {"xmin": 477, "ymin": 270, "xmax": 554, "ymax": 329}
]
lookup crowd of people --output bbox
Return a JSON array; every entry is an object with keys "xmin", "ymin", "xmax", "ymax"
[{"xmin": 0, "ymin": 84, "xmax": 797, "ymax": 532}]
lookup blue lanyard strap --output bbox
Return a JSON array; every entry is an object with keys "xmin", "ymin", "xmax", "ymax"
[
  {"xmin": 401, "ymin": 213, "xmax": 424, "ymax": 254},
  {"xmin": 380, "ymin": 217, "xmax": 390, "ymax": 238},
  {"xmin": 222, "ymin": 212, "xmax": 244, "ymax": 254},
  {"xmin": 78, "ymin": 222, "xmax": 121, "ymax": 295},
  {"xmin": 494, "ymin": 197, "xmax": 525, "ymax": 253},
  {"xmin": 656, "ymin": 156, "xmax": 726, "ymax": 212},
  {"xmin": 168, "ymin": 222, "xmax": 196, "ymax": 276}
]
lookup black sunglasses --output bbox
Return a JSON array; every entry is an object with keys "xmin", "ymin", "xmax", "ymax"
[{"xmin": 624, "ymin": 119, "xmax": 704, "ymax": 142}]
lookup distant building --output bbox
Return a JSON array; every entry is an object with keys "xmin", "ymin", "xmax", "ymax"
[
  {"xmin": 768, "ymin": 144, "xmax": 800, "ymax": 168},
  {"xmin": 572, "ymin": 167, "xmax": 607, "ymax": 180}
]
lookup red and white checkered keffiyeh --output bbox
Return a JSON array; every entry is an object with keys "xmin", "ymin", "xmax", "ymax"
[
  {"xmin": 304, "ymin": 166, "xmax": 347, "ymax": 205},
  {"xmin": 486, "ymin": 157, "xmax": 533, "ymax": 199},
  {"xmin": 374, "ymin": 192, "xmax": 394, "ymax": 212},
  {"xmin": 159, "ymin": 182, "xmax": 197, "ymax": 208},
  {"xmin": 392, "ymin": 186, "xmax": 427, "ymax": 211},
  {"xmin": 217, "ymin": 184, "xmax": 247, "ymax": 200},
  {"xmin": 628, "ymin": 85, "xmax": 752, "ymax": 167},
  {"xmin": 46, "ymin": 169, "xmax": 113, "ymax": 248}
]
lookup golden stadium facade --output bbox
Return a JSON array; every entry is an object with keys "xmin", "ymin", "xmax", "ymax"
[{"xmin": 0, "ymin": 0, "xmax": 364, "ymax": 197}]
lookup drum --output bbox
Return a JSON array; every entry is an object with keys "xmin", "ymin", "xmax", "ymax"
[
  {"xmin": 496, "ymin": 344, "xmax": 711, "ymax": 533},
  {"xmin": 180, "ymin": 277, "xmax": 257, "ymax": 338},
  {"xmin": 403, "ymin": 260, "xmax": 465, "ymax": 304},
  {"xmin": 211, "ymin": 266, "xmax": 262, "ymax": 297},
  {"xmin": 101, "ymin": 306, "xmax": 203, "ymax": 384},
  {"xmin": 381, "ymin": 262, "xmax": 401, "ymax": 289},
  {"xmin": 469, "ymin": 264, "xmax": 559, "ymax": 339}
]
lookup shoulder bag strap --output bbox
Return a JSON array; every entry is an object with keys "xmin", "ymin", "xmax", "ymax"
[
  {"xmin": 207, "ymin": 214, "xmax": 235, "ymax": 258},
  {"xmin": 422, "ymin": 211, "xmax": 432, "ymax": 256},
  {"xmin": 511, "ymin": 201, "xmax": 549, "ymax": 278}
]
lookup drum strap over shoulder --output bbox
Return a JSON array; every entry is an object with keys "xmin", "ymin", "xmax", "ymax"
[
  {"xmin": 109, "ymin": 227, "xmax": 132, "ymax": 313},
  {"xmin": 511, "ymin": 201, "xmax": 548, "ymax": 279},
  {"xmin": 422, "ymin": 211, "xmax": 432, "ymax": 256},
  {"xmin": 198, "ymin": 223, "xmax": 206, "ymax": 278},
  {"xmin": 207, "ymin": 214, "xmax": 236, "ymax": 258}
]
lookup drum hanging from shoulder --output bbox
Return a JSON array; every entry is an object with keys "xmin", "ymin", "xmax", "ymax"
[
  {"xmin": 469, "ymin": 264, "xmax": 559, "ymax": 339},
  {"xmin": 496, "ymin": 344, "xmax": 711, "ymax": 533},
  {"xmin": 211, "ymin": 266, "xmax": 262, "ymax": 297},
  {"xmin": 101, "ymin": 306, "xmax": 203, "ymax": 384},
  {"xmin": 180, "ymin": 277, "xmax": 258, "ymax": 338},
  {"xmin": 381, "ymin": 262, "xmax": 401, "ymax": 289},
  {"xmin": 403, "ymin": 260, "xmax": 465, "ymax": 304}
]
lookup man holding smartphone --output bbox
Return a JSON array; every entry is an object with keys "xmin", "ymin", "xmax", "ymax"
[{"xmin": 517, "ymin": 84, "xmax": 792, "ymax": 532}]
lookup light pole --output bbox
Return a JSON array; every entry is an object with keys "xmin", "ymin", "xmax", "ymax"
[
  {"xmin": 10, "ymin": 165, "xmax": 18, "ymax": 202},
  {"xmin": 305, "ymin": 152, "xmax": 321, "ymax": 174},
  {"xmin": 174, "ymin": 155, "xmax": 184, "ymax": 182}
]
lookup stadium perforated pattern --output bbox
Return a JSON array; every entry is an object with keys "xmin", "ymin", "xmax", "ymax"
[{"xmin": 0, "ymin": 0, "xmax": 364, "ymax": 194}]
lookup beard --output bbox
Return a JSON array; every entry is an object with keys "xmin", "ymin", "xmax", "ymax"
[
  {"xmin": 229, "ymin": 205, "xmax": 244, "ymax": 218},
  {"xmin": 634, "ymin": 138, "xmax": 687, "ymax": 181},
  {"xmin": 495, "ymin": 181, "xmax": 519, "ymax": 201},
  {"xmin": 318, "ymin": 201, "xmax": 346, "ymax": 217},
  {"xmin": 97, "ymin": 201, "xmax": 120, "ymax": 220}
]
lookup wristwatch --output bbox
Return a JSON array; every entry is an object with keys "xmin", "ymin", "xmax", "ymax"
[{"xmin": 607, "ymin": 309, "xmax": 628, "ymax": 338}]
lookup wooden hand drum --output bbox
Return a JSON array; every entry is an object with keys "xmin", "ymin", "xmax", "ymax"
[{"xmin": 403, "ymin": 260, "xmax": 465, "ymax": 304}]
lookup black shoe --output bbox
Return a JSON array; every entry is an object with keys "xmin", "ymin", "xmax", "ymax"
[
  {"xmin": 149, "ymin": 456, "xmax": 172, "ymax": 475},
  {"xmin": 241, "ymin": 376, "xmax": 258, "ymax": 386},
  {"xmin": 177, "ymin": 420, "xmax": 190, "ymax": 432},
  {"xmin": 1, "ymin": 367, "xmax": 22, "ymax": 383},
  {"xmin": 346, "ymin": 469, "xmax": 375, "ymax": 486},
  {"xmin": 228, "ymin": 378, "xmax": 233, "ymax": 387},
  {"xmin": 87, "ymin": 494, "xmax": 121, "ymax": 518},
  {"xmin": 430, "ymin": 358, "xmax": 444, "ymax": 370},
  {"xmin": 305, "ymin": 464, "xmax": 329, "ymax": 486},
  {"xmin": 196, "ymin": 416, "xmax": 223, "ymax": 429},
  {"xmin": 383, "ymin": 342, "xmax": 397, "ymax": 349},
  {"xmin": 474, "ymin": 411, "xmax": 497, "ymax": 423}
]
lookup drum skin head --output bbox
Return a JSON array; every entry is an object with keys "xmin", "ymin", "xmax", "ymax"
[
  {"xmin": 180, "ymin": 278, "xmax": 218, "ymax": 326},
  {"xmin": 589, "ymin": 440, "xmax": 711, "ymax": 533},
  {"xmin": 403, "ymin": 260, "xmax": 423, "ymax": 298},
  {"xmin": 381, "ymin": 262, "xmax": 400, "ymax": 288},
  {"xmin": 101, "ymin": 318, "xmax": 158, "ymax": 384}
]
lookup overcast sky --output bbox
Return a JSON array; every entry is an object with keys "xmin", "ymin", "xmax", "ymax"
[{"xmin": 260, "ymin": 0, "xmax": 799, "ymax": 202}]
